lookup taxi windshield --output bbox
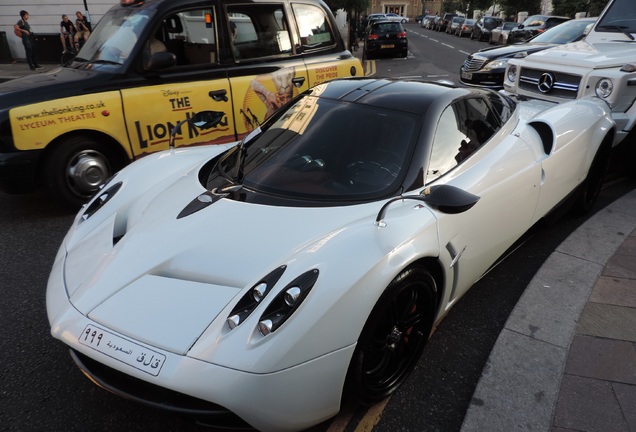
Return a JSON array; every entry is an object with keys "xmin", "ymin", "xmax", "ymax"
[{"xmin": 74, "ymin": 8, "xmax": 154, "ymax": 66}]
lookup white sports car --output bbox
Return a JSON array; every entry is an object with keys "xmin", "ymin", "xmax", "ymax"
[{"xmin": 47, "ymin": 78, "xmax": 614, "ymax": 432}]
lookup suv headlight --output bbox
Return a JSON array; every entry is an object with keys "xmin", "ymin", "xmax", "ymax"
[
  {"xmin": 595, "ymin": 78, "xmax": 613, "ymax": 99},
  {"xmin": 506, "ymin": 65, "xmax": 517, "ymax": 82}
]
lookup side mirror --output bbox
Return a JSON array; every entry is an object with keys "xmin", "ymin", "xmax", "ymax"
[
  {"xmin": 169, "ymin": 110, "xmax": 225, "ymax": 149},
  {"xmin": 375, "ymin": 185, "xmax": 480, "ymax": 226}
]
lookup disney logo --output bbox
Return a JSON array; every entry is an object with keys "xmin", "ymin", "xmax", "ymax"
[{"xmin": 162, "ymin": 90, "xmax": 179, "ymax": 97}]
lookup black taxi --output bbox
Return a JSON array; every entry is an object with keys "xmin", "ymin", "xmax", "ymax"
[{"xmin": 0, "ymin": 0, "xmax": 362, "ymax": 208}]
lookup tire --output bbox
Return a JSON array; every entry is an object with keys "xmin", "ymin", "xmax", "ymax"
[
  {"xmin": 43, "ymin": 135, "xmax": 122, "ymax": 209},
  {"xmin": 345, "ymin": 267, "xmax": 437, "ymax": 405},
  {"xmin": 571, "ymin": 137, "xmax": 612, "ymax": 216},
  {"xmin": 470, "ymin": 31, "xmax": 474, "ymax": 40},
  {"xmin": 499, "ymin": 35, "xmax": 504, "ymax": 45}
]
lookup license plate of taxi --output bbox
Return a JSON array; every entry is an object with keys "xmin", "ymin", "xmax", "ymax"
[
  {"xmin": 380, "ymin": 44, "xmax": 395, "ymax": 49},
  {"xmin": 79, "ymin": 324, "xmax": 166, "ymax": 376},
  {"xmin": 461, "ymin": 70, "xmax": 473, "ymax": 80}
]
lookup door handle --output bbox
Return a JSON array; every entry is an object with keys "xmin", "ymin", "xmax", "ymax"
[
  {"xmin": 209, "ymin": 90, "xmax": 228, "ymax": 102},
  {"xmin": 292, "ymin": 77, "xmax": 305, "ymax": 88}
]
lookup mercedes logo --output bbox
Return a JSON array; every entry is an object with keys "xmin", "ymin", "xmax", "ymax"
[{"xmin": 538, "ymin": 72, "xmax": 555, "ymax": 93}]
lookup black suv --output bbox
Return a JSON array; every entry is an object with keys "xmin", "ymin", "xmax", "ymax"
[
  {"xmin": 436, "ymin": 13, "xmax": 457, "ymax": 32},
  {"xmin": 471, "ymin": 16, "xmax": 503, "ymax": 41},
  {"xmin": 508, "ymin": 15, "xmax": 570, "ymax": 43}
]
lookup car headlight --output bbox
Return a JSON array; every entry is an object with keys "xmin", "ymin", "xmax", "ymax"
[
  {"xmin": 258, "ymin": 269, "xmax": 318, "ymax": 336},
  {"xmin": 595, "ymin": 78, "xmax": 613, "ymax": 99},
  {"xmin": 507, "ymin": 65, "xmax": 517, "ymax": 82},
  {"xmin": 482, "ymin": 58, "xmax": 509, "ymax": 71},
  {"xmin": 226, "ymin": 266, "xmax": 286, "ymax": 330},
  {"xmin": 80, "ymin": 180, "xmax": 122, "ymax": 223}
]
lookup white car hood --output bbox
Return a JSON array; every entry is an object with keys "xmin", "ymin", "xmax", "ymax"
[
  {"xmin": 63, "ymin": 175, "xmax": 376, "ymax": 355},
  {"xmin": 523, "ymin": 40, "xmax": 636, "ymax": 69}
]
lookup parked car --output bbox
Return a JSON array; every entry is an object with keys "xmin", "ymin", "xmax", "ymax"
[
  {"xmin": 421, "ymin": 15, "xmax": 437, "ymax": 28},
  {"xmin": 363, "ymin": 20, "xmax": 408, "ymax": 59},
  {"xmin": 427, "ymin": 16, "xmax": 441, "ymax": 29},
  {"xmin": 507, "ymin": 14, "xmax": 570, "ymax": 44},
  {"xmin": 460, "ymin": 18, "xmax": 595, "ymax": 88},
  {"xmin": 415, "ymin": 14, "xmax": 426, "ymax": 23},
  {"xmin": 456, "ymin": 18, "xmax": 476, "ymax": 37},
  {"xmin": 446, "ymin": 16, "xmax": 465, "ymax": 34},
  {"xmin": 471, "ymin": 16, "xmax": 503, "ymax": 41},
  {"xmin": 489, "ymin": 21, "xmax": 518, "ymax": 45},
  {"xmin": 504, "ymin": 0, "xmax": 635, "ymax": 148},
  {"xmin": 386, "ymin": 12, "xmax": 409, "ymax": 23},
  {"xmin": 47, "ymin": 77, "xmax": 614, "ymax": 432},
  {"xmin": 0, "ymin": 0, "xmax": 362, "ymax": 209},
  {"xmin": 436, "ymin": 12, "xmax": 457, "ymax": 32}
]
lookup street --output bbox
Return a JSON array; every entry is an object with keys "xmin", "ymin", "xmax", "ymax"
[{"xmin": 1, "ymin": 22, "xmax": 635, "ymax": 432}]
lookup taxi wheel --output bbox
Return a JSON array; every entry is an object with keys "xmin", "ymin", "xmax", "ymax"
[
  {"xmin": 345, "ymin": 266, "xmax": 437, "ymax": 405},
  {"xmin": 44, "ymin": 135, "xmax": 119, "ymax": 209}
]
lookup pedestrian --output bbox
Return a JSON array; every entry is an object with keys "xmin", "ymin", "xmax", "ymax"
[
  {"xmin": 74, "ymin": 11, "xmax": 91, "ymax": 51},
  {"xmin": 14, "ymin": 10, "xmax": 42, "ymax": 71},
  {"xmin": 60, "ymin": 14, "xmax": 76, "ymax": 54}
]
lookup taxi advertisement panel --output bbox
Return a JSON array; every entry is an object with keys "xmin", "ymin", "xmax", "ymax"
[
  {"xmin": 120, "ymin": 79, "xmax": 237, "ymax": 157},
  {"xmin": 9, "ymin": 92, "xmax": 129, "ymax": 154}
]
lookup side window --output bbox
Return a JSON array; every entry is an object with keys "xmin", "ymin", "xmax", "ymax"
[
  {"xmin": 428, "ymin": 105, "xmax": 469, "ymax": 183},
  {"xmin": 427, "ymin": 98, "xmax": 499, "ymax": 183},
  {"xmin": 227, "ymin": 4, "xmax": 292, "ymax": 60},
  {"xmin": 158, "ymin": 8, "xmax": 219, "ymax": 66},
  {"xmin": 292, "ymin": 3, "xmax": 335, "ymax": 50}
]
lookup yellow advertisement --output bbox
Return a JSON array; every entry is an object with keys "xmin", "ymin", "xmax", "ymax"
[
  {"xmin": 234, "ymin": 66, "xmax": 305, "ymax": 137},
  {"xmin": 120, "ymin": 79, "xmax": 236, "ymax": 157},
  {"xmin": 9, "ymin": 92, "xmax": 128, "ymax": 153},
  {"xmin": 306, "ymin": 58, "xmax": 362, "ymax": 87}
]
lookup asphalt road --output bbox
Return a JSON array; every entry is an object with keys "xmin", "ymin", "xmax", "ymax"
[{"xmin": 1, "ymin": 24, "xmax": 635, "ymax": 431}]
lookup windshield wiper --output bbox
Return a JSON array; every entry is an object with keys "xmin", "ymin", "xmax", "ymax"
[{"xmin": 597, "ymin": 24, "xmax": 635, "ymax": 40}]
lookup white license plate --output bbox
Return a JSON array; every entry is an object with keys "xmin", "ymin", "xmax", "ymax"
[
  {"xmin": 79, "ymin": 324, "xmax": 166, "ymax": 376},
  {"xmin": 461, "ymin": 71, "xmax": 473, "ymax": 80},
  {"xmin": 380, "ymin": 44, "xmax": 395, "ymax": 49}
]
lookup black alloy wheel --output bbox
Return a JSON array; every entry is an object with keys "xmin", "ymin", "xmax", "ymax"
[{"xmin": 346, "ymin": 267, "xmax": 437, "ymax": 405}]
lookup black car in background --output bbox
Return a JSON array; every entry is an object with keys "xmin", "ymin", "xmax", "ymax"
[
  {"xmin": 436, "ymin": 13, "xmax": 457, "ymax": 32},
  {"xmin": 363, "ymin": 20, "xmax": 408, "ymax": 59},
  {"xmin": 460, "ymin": 17, "xmax": 595, "ymax": 88},
  {"xmin": 471, "ymin": 16, "xmax": 503, "ymax": 41},
  {"xmin": 507, "ymin": 14, "xmax": 570, "ymax": 43}
]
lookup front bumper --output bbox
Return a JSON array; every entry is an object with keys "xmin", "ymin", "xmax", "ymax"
[
  {"xmin": 459, "ymin": 68, "xmax": 504, "ymax": 88},
  {"xmin": 47, "ymin": 245, "xmax": 355, "ymax": 432}
]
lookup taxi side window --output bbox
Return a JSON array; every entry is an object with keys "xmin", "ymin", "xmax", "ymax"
[
  {"xmin": 292, "ymin": 3, "xmax": 336, "ymax": 50},
  {"xmin": 159, "ymin": 8, "xmax": 219, "ymax": 66},
  {"xmin": 227, "ymin": 4, "xmax": 292, "ymax": 61}
]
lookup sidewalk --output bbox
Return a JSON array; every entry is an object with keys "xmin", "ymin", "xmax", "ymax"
[{"xmin": 462, "ymin": 188, "xmax": 636, "ymax": 432}]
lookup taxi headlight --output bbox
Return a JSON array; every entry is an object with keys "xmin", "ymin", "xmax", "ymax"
[
  {"xmin": 507, "ymin": 65, "xmax": 517, "ymax": 83},
  {"xmin": 595, "ymin": 78, "xmax": 613, "ymax": 99}
]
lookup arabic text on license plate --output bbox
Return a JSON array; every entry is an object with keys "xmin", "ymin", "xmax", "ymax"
[
  {"xmin": 381, "ymin": 44, "xmax": 395, "ymax": 49},
  {"xmin": 461, "ymin": 70, "xmax": 473, "ymax": 80},
  {"xmin": 79, "ymin": 324, "xmax": 166, "ymax": 376}
]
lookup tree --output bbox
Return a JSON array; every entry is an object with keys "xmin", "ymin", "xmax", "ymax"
[
  {"xmin": 552, "ymin": 0, "xmax": 608, "ymax": 17},
  {"xmin": 496, "ymin": 0, "xmax": 542, "ymax": 17}
]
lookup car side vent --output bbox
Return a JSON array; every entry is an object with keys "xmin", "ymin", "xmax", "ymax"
[{"xmin": 528, "ymin": 121, "xmax": 554, "ymax": 155}]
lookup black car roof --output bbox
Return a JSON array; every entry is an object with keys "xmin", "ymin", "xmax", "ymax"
[{"xmin": 309, "ymin": 78, "xmax": 471, "ymax": 116}]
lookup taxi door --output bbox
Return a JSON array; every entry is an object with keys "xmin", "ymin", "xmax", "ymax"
[
  {"xmin": 222, "ymin": 2, "xmax": 310, "ymax": 138},
  {"xmin": 120, "ymin": 6, "xmax": 236, "ymax": 158}
]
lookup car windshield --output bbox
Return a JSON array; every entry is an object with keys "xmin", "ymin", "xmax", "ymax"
[
  {"xmin": 71, "ymin": 8, "xmax": 153, "ymax": 66},
  {"xmin": 207, "ymin": 93, "xmax": 419, "ymax": 201},
  {"xmin": 531, "ymin": 19, "xmax": 594, "ymax": 44},
  {"xmin": 483, "ymin": 18, "xmax": 500, "ymax": 29},
  {"xmin": 596, "ymin": 0, "xmax": 636, "ymax": 34}
]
